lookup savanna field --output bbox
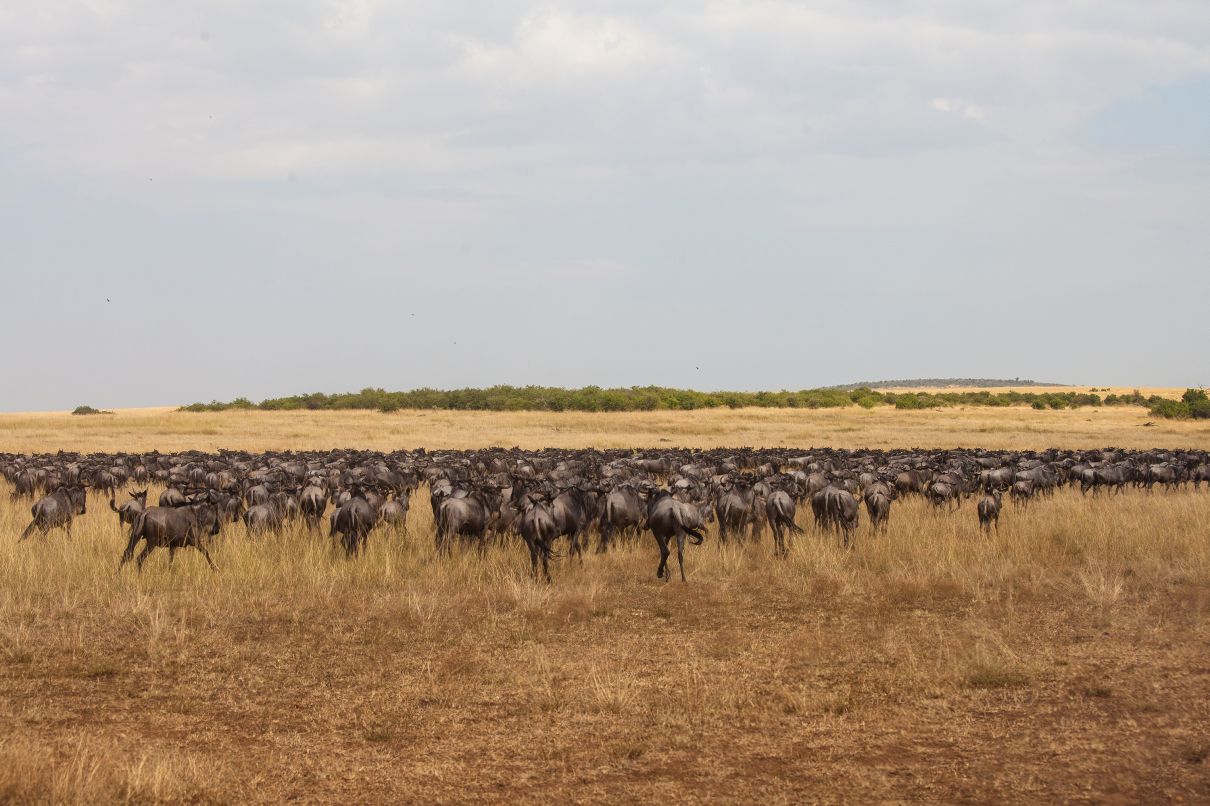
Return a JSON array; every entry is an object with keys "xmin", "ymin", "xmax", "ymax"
[{"xmin": 1, "ymin": 404, "xmax": 1208, "ymax": 803}]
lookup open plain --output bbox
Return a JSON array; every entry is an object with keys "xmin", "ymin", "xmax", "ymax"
[{"xmin": 1, "ymin": 405, "xmax": 1208, "ymax": 803}]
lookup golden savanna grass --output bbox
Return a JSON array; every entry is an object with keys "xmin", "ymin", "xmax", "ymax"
[
  {"xmin": 1, "ymin": 399, "xmax": 1208, "ymax": 453},
  {"xmin": 1, "ymin": 407, "xmax": 1208, "ymax": 802}
]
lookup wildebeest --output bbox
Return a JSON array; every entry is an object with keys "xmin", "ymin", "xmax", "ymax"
[
  {"xmin": 119, "ymin": 502, "xmax": 221, "ymax": 570},
  {"xmin": 765, "ymin": 486, "xmax": 803, "ymax": 557},
  {"xmin": 646, "ymin": 489, "xmax": 706, "ymax": 582},
  {"xmin": 1009, "ymin": 479, "xmax": 1036, "ymax": 508},
  {"xmin": 435, "ymin": 486, "xmax": 501, "ymax": 553},
  {"xmin": 380, "ymin": 493, "xmax": 409, "ymax": 533},
  {"xmin": 977, "ymin": 490, "xmax": 1002, "ymax": 531},
  {"xmin": 299, "ymin": 483, "xmax": 328, "ymax": 529},
  {"xmin": 863, "ymin": 483, "xmax": 894, "ymax": 533},
  {"xmin": 109, "ymin": 488, "xmax": 148, "ymax": 527},
  {"xmin": 329, "ymin": 486, "xmax": 379, "ymax": 556},
  {"xmin": 19, "ymin": 486, "xmax": 88, "ymax": 541},
  {"xmin": 551, "ymin": 486, "xmax": 597, "ymax": 558},
  {"xmin": 597, "ymin": 484, "xmax": 646, "ymax": 552},
  {"xmin": 812, "ymin": 486, "xmax": 859, "ymax": 547},
  {"xmin": 715, "ymin": 476, "xmax": 761, "ymax": 543},
  {"xmin": 517, "ymin": 491, "xmax": 559, "ymax": 581}
]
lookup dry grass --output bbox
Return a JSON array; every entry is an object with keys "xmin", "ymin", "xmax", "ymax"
[
  {"xmin": 1, "ymin": 408, "xmax": 1208, "ymax": 802},
  {"xmin": 1, "ymin": 402, "xmax": 1208, "ymax": 453},
  {"xmin": 1, "ymin": 479, "xmax": 1208, "ymax": 802}
]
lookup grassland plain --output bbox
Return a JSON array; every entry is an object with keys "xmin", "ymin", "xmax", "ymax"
[
  {"xmin": 1, "ymin": 398, "xmax": 1208, "ymax": 454},
  {"xmin": 1, "ymin": 405, "xmax": 1208, "ymax": 803}
]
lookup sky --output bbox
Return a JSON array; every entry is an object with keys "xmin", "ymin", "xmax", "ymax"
[{"xmin": 2, "ymin": 1, "xmax": 1209, "ymax": 410}]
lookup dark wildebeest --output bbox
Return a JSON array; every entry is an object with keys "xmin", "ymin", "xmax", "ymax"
[
  {"xmin": 299, "ymin": 483, "xmax": 328, "ymax": 529},
  {"xmin": 158, "ymin": 487, "xmax": 187, "ymax": 508},
  {"xmin": 1009, "ymin": 479, "xmax": 1036, "ymax": 508},
  {"xmin": 109, "ymin": 489, "xmax": 148, "ymax": 527},
  {"xmin": 517, "ymin": 491, "xmax": 559, "ymax": 581},
  {"xmin": 977, "ymin": 490, "xmax": 1002, "ymax": 532},
  {"xmin": 243, "ymin": 499, "xmax": 285, "ymax": 535},
  {"xmin": 551, "ymin": 486, "xmax": 597, "ymax": 558},
  {"xmin": 715, "ymin": 477, "xmax": 760, "ymax": 543},
  {"xmin": 812, "ymin": 486, "xmax": 859, "ymax": 547},
  {"xmin": 597, "ymin": 485, "xmax": 646, "ymax": 552},
  {"xmin": 119, "ymin": 502, "xmax": 221, "ymax": 571},
  {"xmin": 765, "ymin": 487, "xmax": 803, "ymax": 558},
  {"xmin": 19, "ymin": 486, "xmax": 88, "ymax": 541},
  {"xmin": 646, "ymin": 490, "xmax": 707, "ymax": 582},
  {"xmin": 895, "ymin": 469, "xmax": 932, "ymax": 497},
  {"xmin": 927, "ymin": 481, "xmax": 960, "ymax": 511},
  {"xmin": 863, "ymin": 482, "xmax": 894, "ymax": 533},
  {"xmin": 330, "ymin": 486, "xmax": 379, "ymax": 556},
  {"xmin": 435, "ymin": 487, "xmax": 500, "ymax": 553},
  {"xmin": 380, "ymin": 493, "xmax": 409, "ymax": 534}
]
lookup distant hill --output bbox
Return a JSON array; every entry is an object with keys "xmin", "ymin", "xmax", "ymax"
[{"xmin": 826, "ymin": 378, "xmax": 1065, "ymax": 391}]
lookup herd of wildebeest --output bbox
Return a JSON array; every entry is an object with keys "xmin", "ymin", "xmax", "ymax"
[{"xmin": 5, "ymin": 447, "xmax": 1208, "ymax": 581}]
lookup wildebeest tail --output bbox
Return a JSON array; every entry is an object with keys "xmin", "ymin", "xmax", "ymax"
[{"xmin": 683, "ymin": 526, "xmax": 705, "ymax": 545}]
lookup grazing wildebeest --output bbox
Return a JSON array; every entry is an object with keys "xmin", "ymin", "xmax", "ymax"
[
  {"xmin": 19, "ymin": 486, "xmax": 88, "ymax": 541},
  {"xmin": 109, "ymin": 489, "xmax": 148, "ymax": 527},
  {"xmin": 765, "ymin": 487, "xmax": 803, "ymax": 558},
  {"xmin": 119, "ymin": 502, "xmax": 221, "ymax": 570},
  {"xmin": 977, "ymin": 490, "xmax": 1002, "ymax": 531},
  {"xmin": 646, "ymin": 490, "xmax": 706, "ymax": 582}
]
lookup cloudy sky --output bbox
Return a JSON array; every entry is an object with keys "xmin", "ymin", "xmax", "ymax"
[{"xmin": 2, "ymin": 1, "xmax": 1208, "ymax": 410}]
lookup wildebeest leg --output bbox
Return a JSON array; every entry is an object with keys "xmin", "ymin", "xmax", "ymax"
[
  {"xmin": 597, "ymin": 522, "xmax": 612, "ymax": 554},
  {"xmin": 654, "ymin": 534, "xmax": 670, "ymax": 580},
  {"xmin": 135, "ymin": 544, "xmax": 155, "ymax": 571},
  {"xmin": 526, "ymin": 539, "xmax": 540, "ymax": 578},
  {"xmin": 18, "ymin": 521, "xmax": 38, "ymax": 542},
  {"xmin": 118, "ymin": 534, "xmax": 143, "ymax": 568},
  {"xmin": 168, "ymin": 547, "xmax": 177, "ymax": 565},
  {"xmin": 573, "ymin": 528, "xmax": 588, "ymax": 562},
  {"xmin": 675, "ymin": 530, "xmax": 687, "ymax": 582},
  {"xmin": 195, "ymin": 544, "xmax": 218, "ymax": 571}
]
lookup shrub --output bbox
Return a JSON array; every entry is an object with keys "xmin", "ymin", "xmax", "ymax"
[{"xmin": 71, "ymin": 405, "xmax": 112, "ymax": 416}]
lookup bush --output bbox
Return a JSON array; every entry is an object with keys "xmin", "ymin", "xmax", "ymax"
[{"xmin": 71, "ymin": 405, "xmax": 112, "ymax": 416}]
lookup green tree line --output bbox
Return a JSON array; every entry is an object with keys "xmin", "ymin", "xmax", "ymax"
[{"xmin": 177, "ymin": 386, "xmax": 1207, "ymax": 418}]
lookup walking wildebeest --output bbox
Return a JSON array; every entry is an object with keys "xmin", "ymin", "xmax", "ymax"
[
  {"xmin": 19, "ymin": 486, "xmax": 88, "ymax": 541},
  {"xmin": 646, "ymin": 490, "xmax": 706, "ymax": 582},
  {"xmin": 977, "ymin": 490, "xmax": 1002, "ymax": 531},
  {"xmin": 119, "ymin": 501, "xmax": 221, "ymax": 571}
]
